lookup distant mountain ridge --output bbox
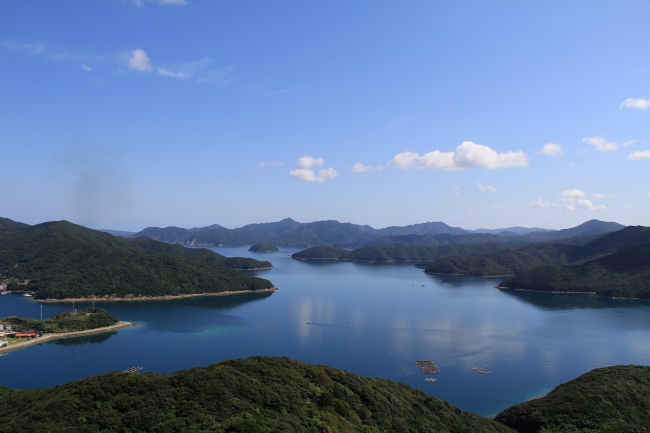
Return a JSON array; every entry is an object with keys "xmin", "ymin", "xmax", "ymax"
[{"xmin": 129, "ymin": 218, "xmax": 624, "ymax": 248}]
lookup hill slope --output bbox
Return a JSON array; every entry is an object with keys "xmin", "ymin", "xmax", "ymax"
[
  {"xmin": 0, "ymin": 217, "xmax": 29, "ymax": 230},
  {"xmin": 495, "ymin": 365, "xmax": 650, "ymax": 433},
  {"xmin": 0, "ymin": 356, "xmax": 514, "ymax": 433},
  {"xmin": 424, "ymin": 226, "xmax": 646, "ymax": 277},
  {"xmin": 498, "ymin": 242, "xmax": 650, "ymax": 299},
  {"xmin": 0, "ymin": 221, "xmax": 274, "ymax": 300}
]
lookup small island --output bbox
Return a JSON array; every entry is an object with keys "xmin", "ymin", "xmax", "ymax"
[
  {"xmin": 0, "ymin": 308, "xmax": 131, "ymax": 353},
  {"xmin": 248, "ymin": 243, "xmax": 279, "ymax": 253}
]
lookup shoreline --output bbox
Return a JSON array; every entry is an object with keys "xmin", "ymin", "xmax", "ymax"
[
  {"xmin": 0, "ymin": 321, "xmax": 133, "ymax": 353},
  {"xmin": 495, "ymin": 286, "xmax": 650, "ymax": 301},
  {"xmin": 425, "ymin": 271, "xmax": 514, "ymax": 278},
  {"xmin": 34, "ymin": 287, "xmax": 277, "ymax": 303}
]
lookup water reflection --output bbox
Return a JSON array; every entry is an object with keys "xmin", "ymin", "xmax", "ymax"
[
  {"xmin": 48, "ymin": 332, "xmax": 117, "ymax": 346},
  {"xmin": 501, "ymin": 289, "xmax": 650, "ymax": 311}
]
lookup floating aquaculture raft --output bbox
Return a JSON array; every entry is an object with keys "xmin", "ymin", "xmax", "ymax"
[{"xmin": 415, "ymin": 360, "xmax": 441, "ymax": 374}]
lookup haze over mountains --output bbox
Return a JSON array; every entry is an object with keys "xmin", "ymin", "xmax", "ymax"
[{"xmin": 105, "ymin": 218, "xmax": 623, "ymax": 249}]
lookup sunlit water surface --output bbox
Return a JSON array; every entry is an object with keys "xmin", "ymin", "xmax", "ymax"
[{"xmin": 2, "ymin": 247, "xmax": 650, "ymax": 416}]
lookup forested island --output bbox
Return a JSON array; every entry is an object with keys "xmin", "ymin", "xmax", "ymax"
[
  {"xmin": 0, "ymin": 356, "xmax": 647, "ymax": 432},
  {"xmin": 0, "ymin": 221, "xmax": 275, "ymax": 300},
  {"xmin": 249, "ymin": 243, "xmax": 279, "ymax": 253},
  {"xmin": 2, "ymin": 308, "xmax": 118, "ymax": 333}
]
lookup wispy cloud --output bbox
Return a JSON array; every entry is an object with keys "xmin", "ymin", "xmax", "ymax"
[
  {"xmin": 537, "ymin": 143, "xmax": 563, "ymax": 157},
  {"xmin": 530, "ymin": 199, "xmax": 550, "ymax": 208},
  {"xmin": 620, "ymin": 98, "xmax": 650, "ymax": 110},
  {"xmin": 628, "ymin": 150, "xmax": 650, "ymax": 160},
  {"xmin": 592, "ymin": 193, "xmax": 617, "ymax": 199},
  {"xmin": 622, "ymin": 140, "xmax": 636, "ymax": 147},
  {"xmin": 259, "ymin": 160, "xmax": 284, "ymax": 169},
  {"xmin": 351, "ymin": 163, "xmax": 373, "ymax": 173},
  {"xmin": 582, "ymin": 136, "xmax": 617, "ymax": 152},
  {"xmin": 477, "ymin": 182, "xmax": 497, "ymax": 193},
  {"xmin": 290, "ymin": 157, "xmax": 338, "ymax": 183},
  {"xmin": 81, "ymin": 64, "xmax": 92, "ymax": 72},
  {"xmin": 388, "ymin": 141, "xmax": 528, "ymax": 171},
  {"xmin": 558, "ymin": 189, "xmax": 606, "ymax": 211}
]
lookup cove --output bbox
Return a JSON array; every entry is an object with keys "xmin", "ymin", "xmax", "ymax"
[{"xmin": 1, "ymin": 246, "xmax": 649, "ymax": 417}]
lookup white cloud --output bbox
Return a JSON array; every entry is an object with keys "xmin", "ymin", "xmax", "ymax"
[
  {"xmin": 560, "ymin": 189, "xmax": 586, "ymax": 198},
  {"xmin": 128, "ymin": 49, "xmax": 152, "ymax": 72},
  {"xmin": 351, "ymin": 163, "xmax": 373, "ymax": 173},
  {"xmin": 258, "ymin": 161, "xmax": 283, "ymax": 169},
  {"xmin": 537, "ymin": 143, "xmax": 563, "ymax": 157},
  {"xmin": 592, "ymin": 193, "xmax": 617, "ymax": 199},
  {"xmin": 477, "ymin": 182, "xmax": 497, "ymax": 193},
  {"xmin": 158, "ymin": 68, "xmax": 190, "ymax": 80},
  {"xmin": 582, "ymin": 136, "xmax": 617, "ymax": 152},
  {"xmin": 530, "ymin": 199, "xmax": 550, "ymax": 208},
  {"xmin": 558, "ymin": 190, "xmax": 605, "ymax": 211},
  {"xmin": 492, "ymin": 205, "xmax": 504, "ymax": 210},
  {"xmin": 622, "ymin": 140, "xmax": 636, "ymax": 147},
  {"xmin": 628, "ymin": 150, "xmax": 650, "ymax": 160},
  {"xmin": 388, "ymin": 141, "xmax": 528, "ymax": 171},
  {"xmin": 290, "ymin": 156, "xmax": 338, "ymax": 183},
  {"xmin": 81, "ymin": 64, "xmax": 92, "ymax": 72},
  {"xmin": 620, "ymin": 98, "xmax": 650, "ymax": 110}
]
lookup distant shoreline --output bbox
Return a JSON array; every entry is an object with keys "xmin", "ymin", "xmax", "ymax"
[
  {"xmin": 0, "ymin": 321, "xmax": 133, "ymax": 353},
  {"xmin": 34, "ymin": 287, "xmax": 278, "ymax": 303},
  {"xmin": 425, "ymin": 272, "xmax": 514, "ymax": 278},
  {"xmin": 497, "ymin": 286, "xmax": 597, "ymax": 295}
]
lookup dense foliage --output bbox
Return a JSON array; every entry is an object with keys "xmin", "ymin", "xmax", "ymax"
[
  {"xmin": 495, "ymin": 365, "xmax": 650, "ymax": 432},
  {"xmin": 0, "ymin": 221, "xmax": 274, "ymax": 300},
  {"xmin": 0, "ymin": 217, "xmax": 29, "ymax": 230},
  {"xmin": 293, "ymin": 242, "xmax": 512, "ymax": 262},
  {"xmin": 499, "ymin": 242, "xmax": 650, "ymax": 299},
  {"xmin": 424, "ymin": 226, "xmax": 650, "ymax": 277},
  {"xmin": 0, "ymin": 356, "xmax": 514, "ymax": 433},
  {"xmin": 2, "ymin": 308, "xmax": 118, "ymax": 333},
  {"xmin": 248, "ymin": 243, "xmax": 279, "ymax": 253}
]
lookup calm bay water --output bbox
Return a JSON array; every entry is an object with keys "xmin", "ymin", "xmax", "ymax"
[{"xmin": 2, "ymin": 246, "xmax": 650, "ymax": 416}]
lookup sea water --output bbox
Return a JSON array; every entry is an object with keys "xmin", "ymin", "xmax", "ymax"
[{"xmin": 1, "ymin": 246, "xmax": 649, "ymax": 417}]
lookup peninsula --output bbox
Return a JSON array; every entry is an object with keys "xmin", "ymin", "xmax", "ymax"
[
  {"xmin": 0, "ymin": 221, "xmax": 275, "ymax": 300},
  {"xmin": 0, "ymin": 308, "xmax": 132, "ymax": 353}
]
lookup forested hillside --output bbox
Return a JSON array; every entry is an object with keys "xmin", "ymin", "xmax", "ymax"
[{"xmin": 0, "ymin": 221, "xmax": 274, "ymax": 300}]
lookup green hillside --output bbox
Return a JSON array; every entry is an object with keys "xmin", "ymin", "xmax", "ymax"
[
  {"xmin": 0, "ymin": 217, "xmax": 29, "ymax": 230},
  {"xmin": 495, "ymin": 365, "xmax": 650, "ymax": 432},
  {"xmin": 0, "ymin": 221, "xmax": 274, "ymax": 300},
  {"xmin": 424, "ymin": 226, "xmax": 649, "ymax": 277},
  {"xmin": 0, "ymin": 356, "xmax": 513, "ymax": 433},
  {"xmin": 498, "ymin": 242, "xmax": 650, "ymax": 299}
]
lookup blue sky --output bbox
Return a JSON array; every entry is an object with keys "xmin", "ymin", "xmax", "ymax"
[{"xmin": 1, "ymin": 1, "xmax": 649, "ymax": 231}]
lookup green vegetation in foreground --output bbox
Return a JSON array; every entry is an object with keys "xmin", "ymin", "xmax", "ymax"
[
  {"xmin": 0, "ymin": 221, "xmax": 274, "ymax": 300},
  {"xmin": 495, "ymin": 365, "xmax": 650, "ymax": 433},
  {"xmin": 2, "ymin": 308, "xmax": 118, "ymax": 333},
  {"xmin": 0, "ymin": 356, "xmax": 513, "ymax": 433},
  {"xmin": 249, "ymin": 243, "xmax": 279, "ymax": 253},
  {"xmin": 499, "ymin": 242, "xmax": 650, "ymax": 299},
  {"xmin": 292, "ymin": 242, "xmax": 512, "ymax": 262}
]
